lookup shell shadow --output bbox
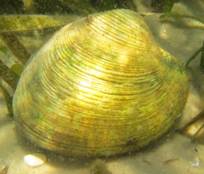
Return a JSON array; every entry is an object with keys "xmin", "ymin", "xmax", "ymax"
[
  {"xmin": 15, "ymin": 119, "xmax": 177, "ymax": 161},
  {"xmin": 14, "ymin": 126, "xmax": 93, "ymax": 169},
  {"xmin": 14, "ymin": 122, "xmax": 177, "ymax": 168}
]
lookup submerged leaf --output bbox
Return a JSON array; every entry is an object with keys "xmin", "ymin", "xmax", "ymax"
[
  {"xmin": 0, "ymin": 47, "xmax": 8, "ymax": 55},
  {"xmin": 0, "ymin": 60, "xmax": 19, "ymax": 89},
  {"xmin": 0, "ymin": 15, "xmax": 80, "ymax": 34},
  {"xmin": 180, "ymin": 110, "xmax": 204, "ymax": 143},
  {"xmin": 160, "ymin": 13, "xmax": 204, "ymax": 29},
  {"xmin": 200, "ymin": 42, "xmax": 204, "ymax": 71},
  {"xmin": 10, "ymin": 63, "xmax": 23, "ymax": 76},
  {"xmin": 1, "ymin": 33, "xmax": 30, "ymax": 64},
  {"xmin": 0, "ymin": 81, "xmax": 13, "ymax": 117}
]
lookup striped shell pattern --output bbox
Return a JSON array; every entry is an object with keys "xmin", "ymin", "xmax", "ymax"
[{"xmin": 13, "ymin": 9, "xmax": 189, "ymax": 157}]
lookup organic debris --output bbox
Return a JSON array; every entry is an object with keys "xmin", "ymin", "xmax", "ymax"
[{"xmin": 90, "ymin": 159, "xmax": 112, "ymax": 174}]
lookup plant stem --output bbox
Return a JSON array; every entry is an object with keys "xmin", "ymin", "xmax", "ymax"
[
  {"xmin": 200, "ymin": 41, "xmax": 204, "ymax": 70},
  {"xmin": 1, "ymin": 33, "xmax": 30, "ymax": 64},
  {"xmin": 185, "ymin": 47, "xmax": 203, "ymax": 68},
  {"xmin": 0, "ymin": 81, "xmax": 13, "ymax": 117},
  {"xmin": 0, "ymin": 59, "xmax": 18, "ymax": 90}
]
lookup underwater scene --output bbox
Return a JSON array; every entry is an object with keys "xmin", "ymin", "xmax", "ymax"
[{"xmin": 0, "ymin": 0, "xmax": 204, "ymax": 173}]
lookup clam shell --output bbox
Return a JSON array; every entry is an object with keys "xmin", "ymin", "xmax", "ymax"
[{"xmin": 13, "ymin": 9, "xmax": 189, "ymax": 157}]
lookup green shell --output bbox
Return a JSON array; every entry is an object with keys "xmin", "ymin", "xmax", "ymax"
[{"xmin": 13, "ymin": 9, "xmax": 189, "ymax": 157}]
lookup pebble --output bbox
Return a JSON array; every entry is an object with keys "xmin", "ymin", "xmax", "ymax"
[
  {"xmin": 24, "ymin": 153, "xmax": 47, "ymax": 167},
  {"xmin": 191, "ymin": 157, "xmax": 200, "ymax": 167}
]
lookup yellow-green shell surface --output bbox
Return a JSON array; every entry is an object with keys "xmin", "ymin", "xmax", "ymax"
[{"xmin": 13, "ymin": 9, "xmax": 189, "ymax": 157}]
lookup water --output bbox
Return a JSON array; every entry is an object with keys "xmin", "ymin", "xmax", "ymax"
[{"xmin": 0, "ymin": 0, "xmax": 204, "ymax": 173}]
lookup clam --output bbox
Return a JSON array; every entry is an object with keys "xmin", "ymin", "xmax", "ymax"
[{"xmin": 12, "ymin": 9, "xmax": 189, "ymax": 157}]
